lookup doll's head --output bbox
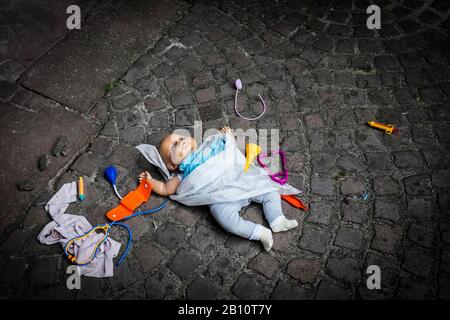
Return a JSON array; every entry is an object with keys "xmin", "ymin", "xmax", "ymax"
[{"xmin": 159, "ymin": 133, "xmax": 197, "ymax": 171}]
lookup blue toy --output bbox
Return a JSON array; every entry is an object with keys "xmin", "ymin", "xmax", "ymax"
[{"xmin": 104, "ymin": 166, "xmax": 123, "ymax": 200}]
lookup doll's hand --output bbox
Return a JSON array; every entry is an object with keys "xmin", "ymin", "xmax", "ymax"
[
  {"xmin": 220, "ymin": 126, "xmax": 232, "ymax": 134},
  {"xmin": 139, "ymin": 171, "xmax": 152, "ymax": 183}
]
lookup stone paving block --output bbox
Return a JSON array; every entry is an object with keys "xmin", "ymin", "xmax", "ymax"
[
  {"xmin": 404, "ymin": 175, "xmax": 432, "ymax": 196},
  {"xmin": 311, "ymin": 156, "xmax": 334, "ymax": 174},
  {"xmin": 355, "ymin": 129, "xmax": 384, "ymax": 149},
  {"xmin": 423, "ymin": 148, "xmax": 449, "ymax": 169},
  {"xmin": 134, "ymin": 243, "xmax": 163, "ymax": 272},
  {"xmin": 144, "ymin": 96, "xmax": 166, "ymax": 113},
  {"xmin": 340, "ymin": 177, "xmax": 367, "ymax": 196},
  {"xmin": 207, "ymin": 255, "xmax": 238, "ymax": 284},
  {"xmin": 272, "ymin": 231, "xmax": 296, "ymax": 252},
  {"xmin": 440, "ymin": 222, "xmax": 450, "ymax": 244},
  {"xmin": 393, "ymin": 88, "xmax": 418, "ymax": 105},
  {"xmin": 270, "ymin": 281, "xmax": 310, "ymax": 300},
  {"xmin": 311, "ymin": 175, "xmax": 335, "ymax": 196},
  {"xmin": 306, "ymin": 202, "xmax": 334, "ymax": 226},
  {"xmin": 145, "ymin": 271, "xmax": 176, "ymax": 299},
  {"xmin": 0, "ymin": 258, "xmax": 28, "ymax": 286},
  {"xmin": 133, "ymin": 76, "xmax": 159, "ymax": 96},
  {"xmin": 0, "ymin": 81, "xmax": 20, "ymax": 100},
  {"xmin": 154, "ymin": 223, "xmax": 186, "ymax": 250},
  {"xmin": 407, "ymin": 197, "xmax": 434, "ymax": 221},
  {"xmin": 336, "ymin": 155, "xmax": 365, "ymax": 174},
  {"xmin": 168, "ymin": 249, "xmax": 200, "ymax": 280},
  {"xmin": 173, "ymin": 205, "xmax": 203, "ymax": 227},
  {"xmin": 199, "ymin": 103, "xmax": 223, "ymax": 122},
  {"xmin": 286, "ymin": 257, "xmax": 321, "ymax": 284},
  {"xmin": 225, "ymin": 236, "xmax": 256, "ymax": 256},
  {"xmin": 374, "ymin": 199, "xmax": 401, "ymax": 223},
  {"xmin": 29, "ymin": 257, "xmax": 60, "ymax": 286},
  {"xmin": 395, "ymin": 276, "xmax": 431, "ymax": 299},
  {"xmin": 325, "ymin": 252, "xmax": 362, "ymax": 285},
  {"xmin": 334, "ymin": 226, "xmax": 365, "ymax": 251},
  {"xmin": 232, "ymin": 273, "xmax": 264, "ymax": 300},
  {"xmin": 407, "ymin": 223, "xmax": 434, "ymax": 249},
  {"xmin": 299, "ymin": 225, "xmax": 330, "ymax": 254},
  {"xmin": 402, "ymin": 245, "xmax": 433, "ymax": 279},
  {"xmin": 175, "ymin": 108, "xmax": 198, "ymax": 126},
  {"xmin": 315, "ymin": 280, "xmax": 351, "ymax": 300},
  {"xmin": 342, "ymin": 200, "xmax": 368, "ymax": 225},
  {"xmin": 0, "ymin": 229, "xmax": 27, "ymax": 256},
  {"xmin": 371, "ymin": 224, "xmax": 402, "ymax": 255},
  {"xmin": 119, "ymin": 126, "xmax": 146, "ymax": 145},
  {"xmin": 393, "ymin": 151, "xmax": 421, "ymax": 169},
  {"xmin": 441, "ymin": 248, "xmax": 450, "ymax": 273},
  {"xmin": 112, "ymin": 92, "xmax": 139, "ymax": 111},
  {"xmin": 344, "ymin": 89, "xmax": 368, "ymax": 106},
  {"xmin": 195, "ymin": 87, "xmax": 217, "ymax": 104},
  {"xmin": 70, "ymin": 153, "xmax": 101, "ymax": 177},
  {"xmin": 190, "ymin": 225, "xmax": 226, "ymax": 253},
  {"xmin": 248, "ymin": 253, "xmax": 278, "ymax": 279},
  {"xmin": 410, "ymin": 126, "xmax": 436, "ymax": 145},
  {"xmin": 438, "ymin": 273, "xmax": 450, "ymax": 300},
  {"xmin": 418, "ymin": 86, "xmax": 444, "ymax": 104},
  {"xmin": 373, "ymin": 176, "xmax": 402, "ymax": 195},
  {"xmin": 186, "ymin": 275, "xmax": 219, "ymax": 299},
  {"xmin": 432, "ymin": 169, "xmax": 450, "ymax": 188},
  {"xmin": 365, "ymin": 152, "xmax": 395, "ymax": 172},
  {"xmin": 89, "ymin": 136, "xmax": 114, "ymax": 157}
]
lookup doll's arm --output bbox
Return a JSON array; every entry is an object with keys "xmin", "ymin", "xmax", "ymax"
[{"xmin": 139, "ymin": 172, "xmax": 181, "ymax": 196}]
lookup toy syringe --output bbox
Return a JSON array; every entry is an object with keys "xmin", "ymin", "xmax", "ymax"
[
  {"xmin": 78, "ymin": 176, "xmax": 85, "ymax": 201},
  {"xmin": 367, "ymin": 121, "xmax": 398, "ymax": 134}
]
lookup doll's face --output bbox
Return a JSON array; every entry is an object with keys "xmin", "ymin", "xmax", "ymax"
[{"xmin": 159, "ymin": 134, "xmax": 197, "ymax": 171}]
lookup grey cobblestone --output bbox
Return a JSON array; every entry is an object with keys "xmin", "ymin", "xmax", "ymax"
[
  {"xmin": 287, "ymin": 257, "xmax": 321, "ymax": 284},
  {"xmin": 168, "ymin": 249, "xmax": 200, "ymax": 280}
]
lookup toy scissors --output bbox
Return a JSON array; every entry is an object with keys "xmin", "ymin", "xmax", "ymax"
[{"xmin": 257, "ymin": 150, "xmax": 289, "ymax": 185}]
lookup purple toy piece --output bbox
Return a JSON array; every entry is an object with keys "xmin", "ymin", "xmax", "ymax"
[
  {"xmin": 235, "ymin": 79, "xmax": 243, "ymax": 90},
  {"xmin": 257, "ymin": 150, "xmax": 289, "ymax": 185}
]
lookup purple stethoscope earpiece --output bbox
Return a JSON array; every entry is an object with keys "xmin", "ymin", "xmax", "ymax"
[
  {"xmin": 234, "ymin": 79, "xmax": 266, "ymax": 121},
  {"xmin": 235, "ymin": 79, "xmax": 243, "ymax": 90}
]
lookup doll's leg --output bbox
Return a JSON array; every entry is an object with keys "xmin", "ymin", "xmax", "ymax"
[
  {"xmin": 209, "ymin": 201, "xmax": 273, "ymax": 251},
  {"xmin": 252, "ymin": 191, "xmax": 298, "ymax": 233}
]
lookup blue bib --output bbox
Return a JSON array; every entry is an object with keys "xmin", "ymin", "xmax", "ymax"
[{"xmin": 179, "ymin": 136, "xmax": 226, "ymax": 179}]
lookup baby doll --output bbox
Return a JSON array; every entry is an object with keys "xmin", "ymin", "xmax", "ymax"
[{"xmin": 139, "ymin": 126, "xmax": 298, "ymax": 251}]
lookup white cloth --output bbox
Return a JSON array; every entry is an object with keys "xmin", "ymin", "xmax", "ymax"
[
  {"xmin": 45, "ymin": 181, "xmax": 78, "ymax": 218},
  {"xmin": 136, "ymin": 133, "xmax": 301, "ymax": 206},
  {"xmin": 38, "ymin": 182, "xmax": 121, "ymax": 278}
]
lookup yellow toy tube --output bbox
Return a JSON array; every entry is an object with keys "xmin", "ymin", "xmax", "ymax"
[
  {"xmin": 367, "ymin": 121, "xmax": 398, "ymax": 134},
  {"xmin": 78, "ymin": 176, "xmax": 85, "ymax": 201}
]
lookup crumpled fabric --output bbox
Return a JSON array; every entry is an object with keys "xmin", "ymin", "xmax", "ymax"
[
  {"xmin": 37, "ymin": 182, "xmax": 121, "ymax": 278},
  {"xmin": 136, "ymin": 133, "xmax": 301, "ymax": 206}
]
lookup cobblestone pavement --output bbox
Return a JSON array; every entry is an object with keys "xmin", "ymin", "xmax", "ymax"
[{"xmin": 1, "ymin": 0, "xmax": 450, "ymax": 300}]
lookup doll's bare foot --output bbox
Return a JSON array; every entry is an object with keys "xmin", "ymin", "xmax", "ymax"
[
  {"xmin": 139, "ymin": 171, "xmax": 152, "ymax": 183},
  {"xmin": 270, "ymin": 217, "xmax": 298, "ymax": 233}
]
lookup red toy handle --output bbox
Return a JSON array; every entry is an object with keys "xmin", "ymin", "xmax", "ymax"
[{"xmin": 281, "ymin": 195, "xmax": 308, "ymax": 211}]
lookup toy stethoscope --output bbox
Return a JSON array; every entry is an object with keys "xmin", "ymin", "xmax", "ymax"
[
  {"xmin": 63, "ymin": 166, "xmax": 168, "ymax": 267},
  {"xmin": 257, "ymin": 150, "xmax": 289, "ymax": 185},
  {"xmin": 257, "ymin": 150, "xmax": 309, "ymax": 211},
  {"xmin": 234, "ymin": 79, "xmax": 266, "ymax": 121}
]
